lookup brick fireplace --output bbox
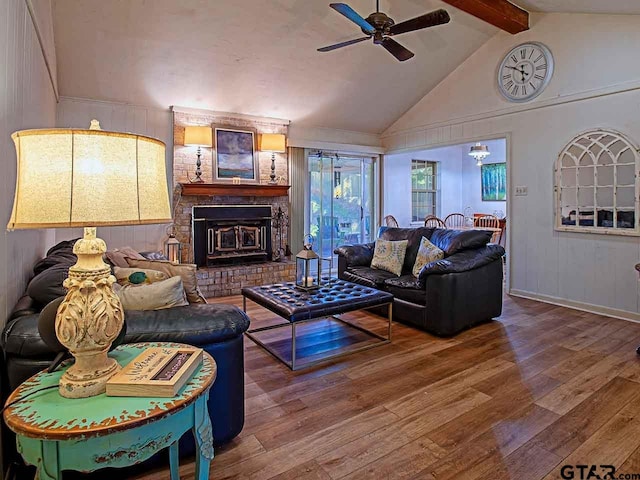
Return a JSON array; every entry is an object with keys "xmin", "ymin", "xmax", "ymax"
[{"xmin": 172, "ymin": 107, "xmax": 295, "ymax": 297}]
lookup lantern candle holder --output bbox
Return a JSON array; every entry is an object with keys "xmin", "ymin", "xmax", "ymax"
[{"xmin": 295, "ymin": 235, "xmax": 321, "ymax": 290}]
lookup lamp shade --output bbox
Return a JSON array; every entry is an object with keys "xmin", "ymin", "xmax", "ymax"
[
  {"xmin": 259, "ymin": 133, "xmax": 286, "ymax": 153},
  {"xmin": 183, "ymin": 126, "xmax": 213, "ymax": 147},
  {"xmin": 8, "ymin": 124, "xmax": 172, "ymax": 229}
]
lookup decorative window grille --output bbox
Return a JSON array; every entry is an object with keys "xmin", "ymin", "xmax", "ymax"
[{"xmin": 555, "ymin": 129, "xmax": 640, "ymax": 235}]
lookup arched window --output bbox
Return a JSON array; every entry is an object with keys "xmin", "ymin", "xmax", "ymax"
[{"xmin": 555, "ymin": 129, "xmax": 639, "ymax": 235}]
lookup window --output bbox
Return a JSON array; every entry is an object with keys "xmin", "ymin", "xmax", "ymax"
[
  {"xmin": 411, "ymin": 160, "xmax": 437, "ymax": 223},
  {"xmin": 555, "ymin": 129, "xmax": 639, "ymax": 235}
]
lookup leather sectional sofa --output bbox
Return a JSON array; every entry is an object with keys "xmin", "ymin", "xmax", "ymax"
[
  {"xmin": 1, "ymin": 240, "xmax": 249, "ymax": 466},
  {"xmin": 335, "ymin": 227, "xmax": 505, "ymax": 336}
]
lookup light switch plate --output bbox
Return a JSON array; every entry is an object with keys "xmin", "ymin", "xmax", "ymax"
[{"xmin": 514, "ymin": 186, "xmax": 528, "ymax": 196}]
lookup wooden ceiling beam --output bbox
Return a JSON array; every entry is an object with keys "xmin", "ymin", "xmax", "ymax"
[{"xmin": 442, "ymin": 0, "xmax": 529, "ymax": 34}]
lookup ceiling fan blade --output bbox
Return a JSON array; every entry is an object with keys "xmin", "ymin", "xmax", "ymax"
[
  {"xmin": 317, "ymin": 36, "xmax": 370, "ymax": 52},
  {"xmin": 330, "ymin": 3, "xmax": 376, "ymax": 34},
  {"xmin": 381, "ymin": 38, "xmax": 414, "ymax": 61},
  {"xmin": 389, "ymin": 9, "xmax": 450, "ymax": 36}
]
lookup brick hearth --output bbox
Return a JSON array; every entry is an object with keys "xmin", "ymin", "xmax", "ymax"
[{"xmin": 196, "ymin": 261, "xmax": 296, "ymax": 298}]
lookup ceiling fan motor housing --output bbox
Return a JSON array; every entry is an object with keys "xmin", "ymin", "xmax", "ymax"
[{"xmin": 363, "ymin": 11, "xmax": 394, "ymax": 37}]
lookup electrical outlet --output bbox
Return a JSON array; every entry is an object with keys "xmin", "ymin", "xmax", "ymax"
[{"xmin": 514, "ymin": 186, "xmax": 528, "ymax": 196}]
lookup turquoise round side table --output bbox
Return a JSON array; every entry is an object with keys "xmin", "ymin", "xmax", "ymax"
[{"xmin": 3, "ymin": 342, "xmax": 217, "ymax": 480}]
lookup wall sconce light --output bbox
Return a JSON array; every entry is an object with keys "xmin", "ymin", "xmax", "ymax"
[
  {"xmin": 468, "ymin": 143, "xmax": 490, "ymax": 166},
  {"xmin": 259, "ymin": 133, "xmax": 286, "ymax": 184},
  {"xmin": 184, "ymin": 126, "xmax": 213, "ymax": 182}
]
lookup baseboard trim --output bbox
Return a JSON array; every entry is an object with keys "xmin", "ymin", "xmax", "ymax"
[{"xmin": 508, "ymin": 289, "xmax": 640, "ymax": 324}]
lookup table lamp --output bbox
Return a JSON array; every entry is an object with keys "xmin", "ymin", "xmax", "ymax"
[
  {"xmin": 184, "ymin": 126, "xmax": 213, "ymax": 183},
  {"xmin": 7, "ymin": 120, "xmax": 172, "ymax": 398},
  {"xmin": 259, "ymin": 133, "xmax": 286, "ymax": 184}
]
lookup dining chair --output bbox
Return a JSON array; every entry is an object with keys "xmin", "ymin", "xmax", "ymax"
[
  {"xmin": 444, "ymin": 213, "xmax": 465, "ymax": 228},
  {"xmin": 476, "ymin": 214, "xmax": 500, "ymax": 242},
  {"xmin": 424, "ymin": 215, "xmax": 445, "ymax": 228},
  {"xmin": 384, "ymin": 215, "xmax": 399, "ymax": 227},
  {"xmin": 475, "ymin": 214, "xmax": 500, "ymax": 229}
]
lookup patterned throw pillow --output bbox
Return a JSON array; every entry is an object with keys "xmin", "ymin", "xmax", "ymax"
[
  {"xmin": 371, "ymin": 239, "xmax": 408, "ymax": 276},
  {"xmin": 412, "ymin": 236, "xmax": 445, "ymax": 277}
]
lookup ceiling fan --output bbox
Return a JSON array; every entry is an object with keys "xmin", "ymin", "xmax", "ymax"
[{"xmin": 318, "ymin": 1, "xmax": 451, "ymax": 61}]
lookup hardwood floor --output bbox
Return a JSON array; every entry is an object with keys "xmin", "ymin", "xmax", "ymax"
[{"xmin": 131, "ymin": 294, "xmax": 640, "ymax": 480}]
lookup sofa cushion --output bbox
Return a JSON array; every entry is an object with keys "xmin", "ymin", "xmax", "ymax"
[
  {"xmin": 2, "ymin": 304, "xmax": 251, "ymax": 358},
  {"xmin": 26, "ymin": 263, "xmax": 69, "ymax": 306},
  {"xmin": 114, "ymin": 267, "xmax": 169, "ymax": 286},
  {"xmin": 412, "ymin": 237, "xmax": 444, "ymax": 277},
  {"xmin": 105, "ymin": 247, "xmax": 146, "ymax": 268},
  {"xmin": 334, "ymin": 243, "xmax": 375, "ymax": 267},
  {"xmin": 371, "ymin": 239, "xmax": 408, "ymax": 276},
  {"xmin": 384, "ymin": 275, "xmax": 426, "ymax": 306},
  {"xmin": 379, "ymin": 227, "xmax": 435, "ymax": 273},
  {"xmin": 343, "ymin": 266, "xmax": 397, "ymax": 288},
  {"xmin": 429, "ymin": 229, "xmax": 492, "ymax": 256},
  {"xmin": 32, "ymin": 239, "xmax": 77, "ymax": 275},
  {"xmin": 115, "ymin": 276, "xmax": 189, "ymax": 311},
  {"xmin": 123, "ymin": 304, "xmax": 250, "ymax": 346},
  {"xmin": 126, "ymin": 259, "xmax": 206, "ymax": 304}
]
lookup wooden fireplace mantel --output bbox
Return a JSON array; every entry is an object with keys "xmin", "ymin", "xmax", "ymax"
[{"xmin": 180, "ymin": 183, "xmax": 290, "ymax": 197}]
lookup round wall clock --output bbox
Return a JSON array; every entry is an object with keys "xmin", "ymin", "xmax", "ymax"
[{"xmin": 497, "ymin": 42, "xmax": 554, "ymax": 103}]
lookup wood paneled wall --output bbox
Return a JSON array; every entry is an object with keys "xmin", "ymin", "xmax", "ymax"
[
  {"xmin": 1, "ymin": 0, "xmax": 58, "ymax": 324},
  {"xmin": 55, "ymin": 97, "xmax": 174, "ymax": 253}
]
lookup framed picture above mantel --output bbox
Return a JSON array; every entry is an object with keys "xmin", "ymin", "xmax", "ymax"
[{"xmin": 214, "ymin": 126, "xmax": 259, "ymax": 183}]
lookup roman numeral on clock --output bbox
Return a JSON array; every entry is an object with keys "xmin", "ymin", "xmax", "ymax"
[
  {"xmin": 511, "ymin": 55, "xmax": 518, "ymax": 63},
  {"xmin": 512, "ymin": 85, "xmax": 519, "ymax": 96},
  {"xmin": 520, "ymin": 49, "xmax": 526, "ymax": 59},
  {"xmin": 504, "ymin": 80, "xmax": 514, "ymax": 90},
  {"xmin": 536, "ymin": 64, "xmax": 547, "ymax": 71},
  {"xmin": 534, "ymin": 73, "xmax": 545, "ymax": 80}
]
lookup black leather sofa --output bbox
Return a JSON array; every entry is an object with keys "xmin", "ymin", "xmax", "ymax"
[
  {"xmin": 1, "ymin": 241, "xmax": 249, "ymax": 468},
  {"xmin": 335, "ymin": 227, "xmax": 505, "ymax": 336}
]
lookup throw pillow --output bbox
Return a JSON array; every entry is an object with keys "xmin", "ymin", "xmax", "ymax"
[
  {"xmin": 105, "ymin": 247, "xmax": 146, "ymax": 268},
  {"xmin": 371, "ymin": 239, "xmax": 408, "ymax": 276},
  {"xmin": 125, "ymin": 259, "xmax": 206, "ymax": 304},
  {"xmin": 412, "ymin": 236, "xmax": 445, "ymax": 277},
  {"xmin": 113, "ymin": 267, "xmax": 169, "ymax": 286},
  {"xmin": 114, "ymin": 276, "xmax": 189, "ymax": 311}
]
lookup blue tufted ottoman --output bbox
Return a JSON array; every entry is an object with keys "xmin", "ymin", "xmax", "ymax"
[{"xmin": 241, "ymin": 279, "xmax": 393, "ymax": 370}]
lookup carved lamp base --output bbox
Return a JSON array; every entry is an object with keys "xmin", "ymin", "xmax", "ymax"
[{"xmin": 55, "ymin": 227, "xmax": 124, "ymax": 398}]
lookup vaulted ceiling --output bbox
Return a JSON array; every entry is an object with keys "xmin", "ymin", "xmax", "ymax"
[
  {"xmin": 52, "ymin": 0, "xmax": 496, "ymax": 133},
  {"xmin": 52, "ymin": 1, "xmax": 640, "ymax": 134}
]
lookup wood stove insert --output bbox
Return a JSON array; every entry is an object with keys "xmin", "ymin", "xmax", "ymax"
[{"xmin": 192, "ymin": 205, "xmax": 272, "ymax": 267}]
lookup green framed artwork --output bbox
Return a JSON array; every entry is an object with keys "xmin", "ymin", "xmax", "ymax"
[{"xmin": 481, "ymin": 163, "xmax": 506, "ymax": 201}]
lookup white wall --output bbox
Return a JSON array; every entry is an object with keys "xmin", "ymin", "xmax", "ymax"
[
  {"xmin": 461, "ymin": 139, "xmax": 507, "ymax": 216},
  {"xmin": 384, "ymin": 140, "xmax": 507, "ymax": 227},
  {"xmin": 55, "ymin": 97, "xmax": 173, "ymax": 252},
  {"xmin": 1, "ymin": 0, "xmax": 58, "ymax": 323},
  {"xmin": 382, "ymin": 13, "xmax": 640, "ymax": 320}
]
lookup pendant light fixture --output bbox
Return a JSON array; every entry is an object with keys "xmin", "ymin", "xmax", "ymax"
[{"xmin": 468, "ymin": 143, "xmax": 490, "ymax": 166}]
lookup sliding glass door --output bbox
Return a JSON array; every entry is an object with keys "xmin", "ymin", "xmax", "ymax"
[{"xmin": 307, "ymin": 151, "xmax": 376, "ymax": 269}]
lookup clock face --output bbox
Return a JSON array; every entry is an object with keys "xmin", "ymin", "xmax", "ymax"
[{"xmin": 497, "ymin": 42, "xmax": 554, "ymax": 103}]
